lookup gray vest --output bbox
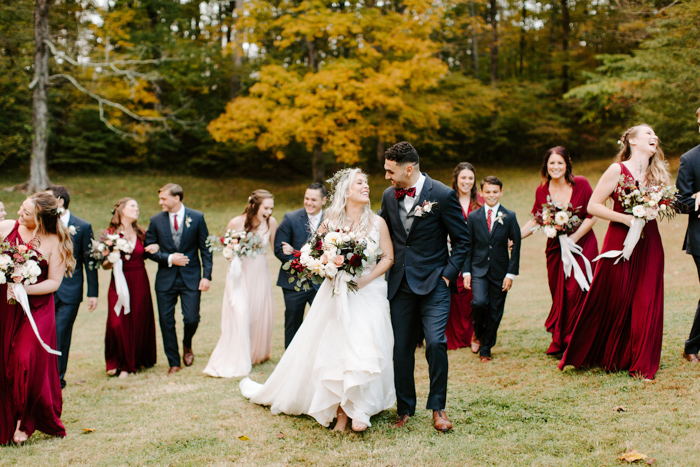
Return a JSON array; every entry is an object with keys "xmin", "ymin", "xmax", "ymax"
[
  {"xmin": 170, "ymin": 215, "xmax": 183, "ymax": 249},
  {"xmin": 398, "ymin": 199, "xmax": 416, "ymax": 235}
]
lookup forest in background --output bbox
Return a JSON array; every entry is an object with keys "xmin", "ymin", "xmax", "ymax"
[{"xmin": 0, "ymin": 0, "xmax": 698, "ymax": 181}]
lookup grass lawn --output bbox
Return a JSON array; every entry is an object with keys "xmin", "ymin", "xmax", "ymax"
[{"xmin": 1, "ymin": 158, "xmax": 699, "ymax": 466}]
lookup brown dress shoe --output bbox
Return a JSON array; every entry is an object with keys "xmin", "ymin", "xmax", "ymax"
[
  {"xmin": 433, "ymin": 410, "xmax": 453, "ymax": 432},
  {"xmin": 168, "ymin": 366, "xmax": 181, "ymax": 375},
  {"xmin": 471, "ymin": 333, "xmax": 481, "ymax": 354},
  {"xmin": 682, "ymin": 351, "xmax": 700, "ymax": 363},
  {"xmin": 392, "ymin": 414, "xmax": 410, "ymax": 428},
  {"xmin": 183, "ymin": 348, "xmax": 194, "ymax": 367},
  {"xmin": 480, "ymin": 356, "xmax": 491, "ymax": 363}
]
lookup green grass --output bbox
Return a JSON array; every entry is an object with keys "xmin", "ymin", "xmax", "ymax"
[{"xmin": 1, "ymin": 159, "xmax": 700, "ymax": 466}]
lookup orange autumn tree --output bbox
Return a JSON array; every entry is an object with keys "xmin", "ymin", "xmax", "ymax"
[{"xmin": 208, "ymin": 0, "xmax": 494, "ymax": 181}]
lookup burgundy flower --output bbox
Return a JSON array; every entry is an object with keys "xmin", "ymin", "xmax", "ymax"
[
  {"xmin": 349, "ymin": 254, "xmax": 362, "ymax": 267},
  {"xmin": 293, "ymin": 250, "xmax": 301, "ymax": 258},
  {"xmin": 314, "ymin": 240, "xmax": 323, "ymax": 251},
  {"xmin": 291, "ymin": 259, "xmax": 305, "ymax": 272}
]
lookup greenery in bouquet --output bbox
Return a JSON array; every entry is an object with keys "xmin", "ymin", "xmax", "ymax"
[
  {"xmin": 87, "ymin": 230, "xmax": 134, "ymax": 270},
  {"xmin": 616, "ymin": 175, "xmax": 679, "ymax": 222},
  {"xmin": 532, "ymin": 196, "xmax": 583, "ymax": 238},
  {"xmin": 206, "ymin": 230, "xmax": 264, "ymax": 259}
]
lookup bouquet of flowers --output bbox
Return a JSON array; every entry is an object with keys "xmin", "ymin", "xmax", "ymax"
[
  {"xmin": 206, "ymin": 230, "xmax": 264, "ymax": 259},
  {"xmin": 616, "ymin": 175, "xmax": 679, "ymax": 222},
  {"xmin": 0, "ymin": 241, "xmax": 45, "ymax": 293},
  {"xmin": 532, "ymin": 196, "xmax": 583, "ymax": 238},
  {"xmin": 283, "ymin": 227, "xmax": 379, "ymax": 294},
  {"xmin": 87, "ymin": 230, "xmax": 134, "ymax": 270}
]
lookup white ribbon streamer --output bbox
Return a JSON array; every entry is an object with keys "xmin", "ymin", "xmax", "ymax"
[
  {"xmin": 113, "ymin": 258, "xmax": 131, "ymax": 316},
  {"xmin": 558, "ymin": 234, "xmax": 593, "ymax": 291},
  {"xmin": 593, "ymin": 218, "xmax": 644, "ymax": 264},
  {"xmin": 227, "ymin": 255, "xmax": 244, "ymax": 308},
  {"xmin": 331, "ymin": 271, "xmax": 352, "ymax": 326},
  {"xmin": 8, "ymin": 283, "xmax": 61, "ymax": 356}
]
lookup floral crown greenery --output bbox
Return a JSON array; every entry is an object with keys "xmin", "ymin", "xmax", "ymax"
[{"xmin": 325, "ymin": 168, "xmax": 353, "ymax": 205}]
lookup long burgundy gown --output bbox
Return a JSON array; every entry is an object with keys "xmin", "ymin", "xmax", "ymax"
[
  {"xmin": 446, "ymin": 196, "xmax": 482, "ymax": 350},
  {"xmin": 559, "ymin": 163, "xmax": 664, "ymax": 379},
  {"xmin": 105, "ymin": 237, "xmax": 157, "ymax": 373},
  {"xmin": 532, "ymin": 176, "xmax": 599, "ymax": 355},
  {"xmin": 0, "ymin": 221, "xmax": 65, "ymax": 445}
]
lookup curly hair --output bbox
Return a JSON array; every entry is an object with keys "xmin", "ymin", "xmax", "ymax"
[
  {"xmin": 384, "ymin": 141, "xmax": 420, "ymax": 165},
  {"xmin": 28, "ymin": 192, "xmax": 76, "ymax": 276},
  {"xmin": 540, "ymin": 146, "xmax": 576, "ymax": 186},
  {"xmin": 244, "ymin": 189, "xmax": 274, "ymax": 233},
  {"xmin": 615, "ymin": 124, "xmax": 670, "ymax": 185}
]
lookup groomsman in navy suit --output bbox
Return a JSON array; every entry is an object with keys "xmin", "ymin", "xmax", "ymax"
[
  {"xmin": 380, "ymin": 142, "xmax": 471, "ymax": 432},
  {"xmin": 49, "ymin": 185, "xmax": 99, "ymax": 389},
  {"xmin": 463, "ymin": 176, "xmax": 521, "ymax": 363},
  {"xmin": 676, "ymin": 106, "xmax": 700, "ymax": 363},
  {"xmin": 146, "ymin": 183, "xmax": 213, "ymax": 374},
  {"xmin": 274, "ymin": 182, "xmax": 326, "ymax": 348}
]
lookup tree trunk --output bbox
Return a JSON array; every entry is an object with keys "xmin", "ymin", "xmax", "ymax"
[
  {"xmin": 376, "ymin": 137, "xmax": 385, "ymax": 166},
  {"xmin": 489, "ymin": 0, "xmax": 498, "ymax": 83},
  {"xmin": 229, "ymin": 0, "xmax": 243, "ymax": 98},
  {"xmin": 519, "ymin": 2, "xmax": 526, "ymax": 76},
  {"xmin": 29, "ymin": 0, "xmax": 51, "ymax": 193},
  {"xmin": 560, "ymin": 0, "xmax": 570, "ymax": 93},
  {"xmin": 469, "ymin": 0, "xmax": 479, "ymax": 76},
  {"xmin": 312, "ymin": 144, "xmax": 326, "ymax": 183}
]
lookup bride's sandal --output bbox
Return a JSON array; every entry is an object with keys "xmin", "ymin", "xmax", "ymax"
[
  {"xmin": 351, "ymin": 420, "xmax": 368, "ymax": 432},
  {"xmin": 333, "ymin": 407, "xmax": 348, "ymax": 432}
]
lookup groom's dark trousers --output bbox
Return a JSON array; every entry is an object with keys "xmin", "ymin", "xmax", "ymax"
[
  {"xmin": 676, "ymin": 144, "xmax": 700, "ymax": 355},
  {"xmin": 380, "ymin": 174, "xmax": 470, "ymax": 416}
]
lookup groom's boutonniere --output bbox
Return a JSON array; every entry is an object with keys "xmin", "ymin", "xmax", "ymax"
[
  {"xmin": 494, "ymin": 211, "xmax": 507, "ymax": 225},
  {"xmin": 68, "ymin": 225, "xmax": 77, "ymax": 236},
  {"xmin": 185, "ymin": 216, "xmax": 192, "ymax": 228},
  {"xmin": 414, "ymin": 200, "xmax": 438, "ymax": 218}
]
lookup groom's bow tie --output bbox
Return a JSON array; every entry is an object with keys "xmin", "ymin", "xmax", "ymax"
[{"xmin": 395, "ymin": 187, "xmax": 416, "ymax": 200}]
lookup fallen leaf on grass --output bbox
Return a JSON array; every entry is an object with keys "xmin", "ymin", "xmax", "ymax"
[
  {"xmin": 74, "ymin": 380, "xmax": 86, "ymax": 386},
  {"xmin": 618, "ymin": 450, "xmax": 648, "ymax": 463},
  {"xmin": 82, "ymin": 428, "xmax": 96, "ymax": 434},
  {"xmin": 613, "ymin": 406, "xmax": 627, "ymax": 412},
  {"xmin": 238, "ymin": 435, "xmax": 250, "ymax": 441},
  {"xmin": 645, "ymin": 459, "xmax": 656, "ymax": 465},
  {"xmin": 277, "ymin": 433, "xmax": 284, "ymax": 439}
]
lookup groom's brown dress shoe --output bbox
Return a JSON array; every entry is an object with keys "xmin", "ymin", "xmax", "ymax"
[
  {"xmin": 183, "ymin": 348, "xmax": 194, "ymax": 367},
  {"xmin": 682, "ymin": 351, "xmax": 700, "ymax": 363},
  {"xmin": 433, "ymin": 410, "xmax": 453, "ymax": 432},
  {"xmin": 480, "ymin": 356, "xmax": 491, "ymax": 363},
  {"xmin": 168, "ymin": 366, "xmax": 181, "ymax": 375},
  {"xmin": 392, "ymin": 414, "xmax": 410, "ymax": 429}
]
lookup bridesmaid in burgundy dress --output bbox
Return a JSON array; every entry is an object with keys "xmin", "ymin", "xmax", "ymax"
[
  {"xmin": 0, "ymin": 193, "xmax": 75, "ymax": 445},
  {"xmin": 102, "ymin": 198, "xmax": 157, "ymax": 378},
  {"xmin": 560, "ymin": 124, "xmax": 670, "ymax": 379},
  {"xmin": 446, "ymin": 162, "xmax": 483, "ymax": 350},
  {"xmin": 520, "ymin": 147, "xmax": 598, "ymax": 355}
]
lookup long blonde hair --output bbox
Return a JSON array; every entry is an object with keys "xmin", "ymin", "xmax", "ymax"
[
  {"xmin": 323, "ymin": 168, "xmax": 373, "ymax": 233},
  {"xmin": 29, "ymin": 192, "xmax": 76, "ymax": 275},
  {"xmin": 615, "ymin": 124, "xmax": 670, "ymax": 185}
]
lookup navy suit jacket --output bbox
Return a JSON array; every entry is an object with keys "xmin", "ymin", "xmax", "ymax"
[
  {"xmin": 676, "ymin": 144, "xmax": 700, "ymax": 256},
  {"xmin": 145, "ymin": 207, "xmax": 213, "ymax": 292},
  {"xmin": 463, "ymin": 205, "xmax": 521, "ymax": 281},
  {"xmin": 55, "ymin": 214, "xmax": 99, "ymax": 304},
  {"xmin": 274, "ymin": 208, "xmax": 321, "ymax": 291},
  {"xmin": 379, "ymin": 173, "xmax": 471, "ymax": 300}
]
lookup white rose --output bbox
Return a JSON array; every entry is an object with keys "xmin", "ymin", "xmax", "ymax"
[
  {"xmin": 300, "ymin": 243, "xmax": 312, "ymax": 256},
  {"xmin": 646, "ymin": 205, "xmax": 660, "ymax": 220},
  {"xmin": 308, "ymin": 259, "xmax": 326, "ymax": 276},
  {"xmin": 299, "ymin": 253, "xmax": 312, "ymax": 267},
  {"xmin": 26, "ymin": 260, "xmax": 41, "ymax": 278},
  {"xmin": 222, "ymin": 247, "xmax": 234, "ymax": 260},
  {"xmin": 661, "ymin": 204, "xmax": 667, "ymax": 211},
  {"xmin": 116, "ymin": 238, "xmax": 129, "ymax": 252},
  {"xmin": 554, "ymin": 211, "xmax": 569, "ymax": 226},
  {"xmin": 342, "ymin": 234, "xmax": 351, "ymax": 243},
  {"xmin": 632, "ymin": 205, "xmax": 647, "ymax": 218},
  {"xmin": 543, "ymin": 226, "xmax": 557, "ymax": 238},
  {"xmin": 233, "ymin": 244, "xmax": 241, "ymax": 252},
  {"xmin": 648, "ymin": 200, "xmax": 656, "ymax": 207},
  {"xmin": 107, "ymin": 251, "xmax": 121, "ymax": 263},
  {"xmin": 0, "ymin": 254, "xmax": 11, "ymax": 271},
  {"xmin": 324, "ymin": 231, "xmax": 343, "ymax": 246},
  {"xmin": 0, "ymin": 274, "xmax": 5, "ymax": 285},
  {"xmin": 348, "ymin": 232, "xmax": 356, "ymax": 240},
  {"xmin": 325, "ymin": 263, "xmax": 338, "ymax": 278},
  {"xmin": 423, "ymin": 203, "xmax": 432, "ymax": 213}
]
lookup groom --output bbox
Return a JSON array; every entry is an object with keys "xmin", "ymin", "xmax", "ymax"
[
  {"xmin": 146, "ymin": 183, "xmax": 213, "ymax": 374},
  {"xmin": 379, "ymin": 142, "xmax": 471, "ymax": 432}
]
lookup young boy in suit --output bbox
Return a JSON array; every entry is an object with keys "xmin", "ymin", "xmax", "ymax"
[{"xmin": 463, "ymin": 176, "xmax": 521, "ymax": 362}]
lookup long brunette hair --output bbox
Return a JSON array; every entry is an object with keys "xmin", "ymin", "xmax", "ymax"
[
  {"xmin": 540, "ymin": 146, "xmax": 575, "ymax": 186},
  {"xmin": 29, "ymin": 192, "xmax": 76, "ymax": 275},
  {"xmin": 452, "ymin": 162, "xmax": 481, "ymax": 211},
  {"xmin": 244, "ymin": 190, "xmax": 274, "ymax": 233}
]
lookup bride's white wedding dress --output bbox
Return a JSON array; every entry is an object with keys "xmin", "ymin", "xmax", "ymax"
[{"xmin": 239, "ymin": 220, "xmax": 395, "ymax": 427}]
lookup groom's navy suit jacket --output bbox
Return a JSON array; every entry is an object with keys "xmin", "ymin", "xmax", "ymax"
[
  {"xmin": 274, "ymin": 208, "xmax": 320, "ymax": 291},
  {"xmin": 463, "ymin": 205, "xmax": 521, "ymax": 280},
  {"xmin": 145, "ymin": 207, "xmax": 213, "ymax": 291},
  {"xmin": 379, "ymin": 174, "xmax": 471, "ymax": 300},
  {"xmin": 55, "ymin": 214, "xmax": 98, "ymax": 304},
  {"xmin": 677, "ymin": 144, "xmax": 700, "ymax": 256}
]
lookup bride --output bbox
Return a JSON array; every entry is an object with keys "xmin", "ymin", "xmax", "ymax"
[{"xmin": 240, "ymin": 168, "xmax": 395, "ymax": 432}]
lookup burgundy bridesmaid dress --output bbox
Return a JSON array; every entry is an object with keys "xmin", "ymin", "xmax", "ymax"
[
  {"xmin": 0, "ymin": 221, "xmax": 65, "ymax": 445},
  {"xmin": 446, "ymin": 195, "xmax": 482, "ymax": 350},
  {"xmin": 105, "ymin": 237, "xmax": 157, "ymax": 373},
  {"xmin": 532, "ymin": 176, "xmax": 599, "ymax": 355},
  {"xmin": 559, "ymin": 163, "xmax": 664, "ymax": 379}
]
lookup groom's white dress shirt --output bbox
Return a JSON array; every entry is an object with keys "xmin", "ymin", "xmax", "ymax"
[
  {"xmin": 404, "ymin": 174, "xmax": 426, "ymax": 212},
  {"xmin": 60, "ymin": 209, "xmax": 71, "ymax": 227},
  {"xmin": 463, "ymin": 202, "xmax": 516, "ymax": 281},
  {"xmin": 308, "ymin": 210, "xmax": 323, "ymax": 232},
  {"xmin": 167, "ymin": 204, "xmax": 186, "ymax": 267}
]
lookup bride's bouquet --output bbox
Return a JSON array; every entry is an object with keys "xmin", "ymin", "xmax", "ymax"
[
  {"xmin": 596, "ymin": 175, "xmax": 679, "ymax": 264},
  {"xmin": 532, "ymin": 196, "xmax": 583, "ymax": 238},
  {"xmin": 206, "ymin": 230, "xmax": 264, "ymax": 259},
  {"xmin": 532, "ymin": 197, "xmax": 592, "ymax": 291},
  {"xmin": 283, "ymin": 227, "xmax": 379, "ymax": 294},
  {"xmin": 87, "ymin": 230, "xmax": 135, "ymax": 270}
]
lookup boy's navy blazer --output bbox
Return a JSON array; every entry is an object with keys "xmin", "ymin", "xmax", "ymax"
[
  {"xmin": 463, "ymin": 204, "xmax": 521, "ymax": 280},
  {"xmin": 145, "ymin": 207, "xmax": 213, "ymax": 292}
]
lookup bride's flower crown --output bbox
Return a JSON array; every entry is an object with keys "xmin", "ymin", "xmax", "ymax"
[{"xmin": 325, "ymin": 168, "xmax": 353, "ymax": 205}]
